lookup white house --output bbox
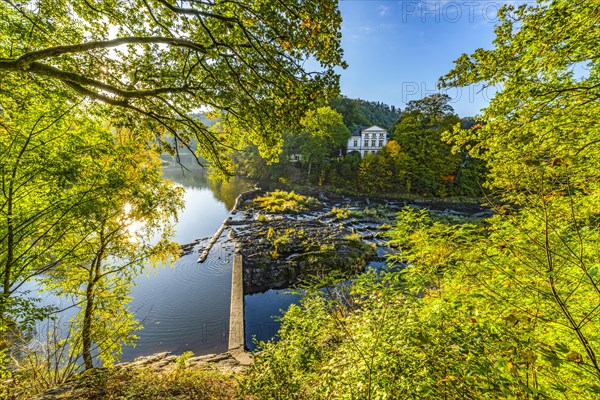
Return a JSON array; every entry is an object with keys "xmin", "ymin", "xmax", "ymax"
[{"xmin": 346, "ymin": 125, "xmax": 389, "ymax": 156}]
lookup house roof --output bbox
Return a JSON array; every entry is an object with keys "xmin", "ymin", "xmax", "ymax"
[
  {"xmin": 362, "ymin": 125, "xmax": 387, "ymax": 132},
  {"xmin": 351, "ymin": 125, "xmax": 369, "ymax": 137},
  {"xmin": 351, "ymin": 125, "xmax": 388, "ymax": 136}
]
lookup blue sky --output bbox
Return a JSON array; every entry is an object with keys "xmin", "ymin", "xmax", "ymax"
[{"xmin": 337, "ymin": 1, "xmax": 523, "ymax": 117}]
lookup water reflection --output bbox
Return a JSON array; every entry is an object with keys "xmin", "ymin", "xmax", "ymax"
[
  {"xmin": 119, "ymin": 161, "xmax": 249, "ymax": 360},
  {"xmin": 209, "ymin": 179, "xmax": 252, "ymax": 210},
  {"xmin": 161, "ymin": 158, "xmax": 251, "ymax": 212}
]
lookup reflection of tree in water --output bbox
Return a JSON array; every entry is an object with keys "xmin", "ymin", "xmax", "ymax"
[
  {"xmin": 161, "ymin": 156, "xmax": 209, "ymax": 190},
  {"xmin": 160, "ymin": 156, "xmax": 251, "ymax": 210},
  {"xmin": 209, "ymin": 178, "xmax": 252, "ymax": 210}
]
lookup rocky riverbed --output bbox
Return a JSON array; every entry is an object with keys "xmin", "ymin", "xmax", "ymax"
[
  {"xmin": 229, "ymin": 191, "xmax": 397, "ymax": 294},
  {"xmin": 183, "ymin": 188, "xmax": 490, "ymax": 294}
]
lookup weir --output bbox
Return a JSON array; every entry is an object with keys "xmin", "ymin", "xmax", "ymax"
[
  {"xmin": 228, "ymin": 252, "xmax": 244, "ymax": 352},
  {"xmin": 199, "ymin": 187, "xmax": 256, "ymax": 364},
  {"xmin": 228, "ymin": 251, "xmax": 252, "ymax": 364}
]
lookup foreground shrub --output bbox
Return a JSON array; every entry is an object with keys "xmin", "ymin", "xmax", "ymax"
[
  {"xmin": 241, "ymin": 207, "xmax": 600, "ymax": 399},
  {"xmin": 241, "ymin": 268, "xmax": 530, "ymax": 399}
]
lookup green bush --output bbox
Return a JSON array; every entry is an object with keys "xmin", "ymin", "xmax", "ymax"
[
  {"xmin": 253, "ymin": 190, "xmax": 321, "ymax": 213},
  {"xmin": 331, "ymin": 207, "xmax": 351, "ymax": 220},
  {"xmin": 241, "ymin": 207, "xmax": 600, "ymax": 399}
]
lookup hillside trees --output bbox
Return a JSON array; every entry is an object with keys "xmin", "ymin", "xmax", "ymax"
[
  {"xmin": 0, "ymin": 0, "xmax": 345, "ymax": 170},
  {"xmin": 296, "ymin": 106, "xmax": 350, "ymax": 183},
  {"xmin": 329, "ymin": 96, "xmax": 401, "ymax": 131},
  {"xmin": 392, "ymin": 94, "xmax": 463, "ymax": 195}
]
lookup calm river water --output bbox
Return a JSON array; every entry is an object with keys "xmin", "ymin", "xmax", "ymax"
[
  {"xmin": 122, "ymin": 163, "xmax": 237, "ymax": 360},
  {"xmin": 26, "ymin": 160, "xmax": 300, "ymax": 361},
  {"xmin": 124, "ymin": 162, "xmax": 301, "ymax": 360}
]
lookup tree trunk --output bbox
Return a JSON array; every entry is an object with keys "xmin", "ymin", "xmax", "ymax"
[
  {"xmin": 81, "ymin": 278, "xmax": 95, "ymax": 370},
  {"xmin": 3, "ymin": 131, "xmax": 33, "ymax": 314},
  {"xmin": 82, "ymin": 234, "xmax": 105, "ymax": 370},
  {"xmin": 4, "ymin": 193, "xmax": 13, "ymax": 300}
]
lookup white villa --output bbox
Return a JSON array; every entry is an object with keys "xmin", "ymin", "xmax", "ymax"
[{"xmin": 346, "ymin": 125, "xmax": 389, "ymax": 156}]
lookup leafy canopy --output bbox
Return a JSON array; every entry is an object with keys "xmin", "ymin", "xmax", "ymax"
[
  {"xmin": 392, "ymin": 94, "xmax": 462, "ymax": 195},
  {"xmin": 0, "ymin": 0, "xmax": 345, "ymax": 171}
]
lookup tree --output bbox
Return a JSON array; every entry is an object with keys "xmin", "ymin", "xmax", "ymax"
[
  {"xmin": 437, "ymin": 0, "xmax": 600, "ymax": 394},
  {"xmin": 42, "ymin": 128, "xmax": 183, "ymax": 369},
  {"xmin": 0, "ymin": 91, "xmax": 108, "ymax": 326},
  {"xmin": 402, "ymin": 93, "xmax": 454, "ymax": 122},
  {"xmin": 0, "ymin": 0, "xmax": 345, "ymax": 171},
  {"xmin": 297, "ymin": 106, "xmax": 350, "ymax": 183},
  {"xmin": 0, "ymin": 85, "xmax": 183, "ymax": 372},
  {"xmin": 392, "ymin": 94, "xmax": 461, "ymax": 195}
]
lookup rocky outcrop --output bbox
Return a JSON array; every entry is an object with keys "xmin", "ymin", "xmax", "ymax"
[
  {"xmin": 118, "ymin": 351, "xmax": 249, "ymax": 374},
  {"xmin": 235, "ymin": 216, "xmax": 377, "ymax": 294},
  {"xmin": 229, "ymin": 191, "xmax": 382, "ymax": 294}
]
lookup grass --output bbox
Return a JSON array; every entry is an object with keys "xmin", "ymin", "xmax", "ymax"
[
  {"xmin": 331, "ymin": 206, "xmax": 390, "ymax": 220},
  {"xmin": 331, "ymin": 207, "xmax": 351, "ymax": 220},
  {"xmin": 343, "ymin": 232, "xmax": 362, "ymax": 242},
  {"xmin": 76, "ymin": 366, "xmax": 241, "ymax": 399},
  {"xmin": 3, "ymin": 352, "xmax": 247, "ymax": 400},
  {"xmin": 253, "ymin": 190, "xmax": 321, "ymax": 213}
]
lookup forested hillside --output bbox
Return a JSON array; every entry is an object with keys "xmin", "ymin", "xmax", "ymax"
[{"xmin": 329, "ymin": 96, "xmax": 401, "ymax": 131}]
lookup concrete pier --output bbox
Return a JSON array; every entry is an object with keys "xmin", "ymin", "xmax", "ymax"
[{"xmin": 228, "ymin": 253, "xmax": 252, "ymax": 365}]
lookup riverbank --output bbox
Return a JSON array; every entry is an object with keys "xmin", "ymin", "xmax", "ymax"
[
  {"xmin": 28, "ymin": 352, "xmax": 247, "ymax": 400},
  {"xmin": 251, "ymin": 179, "xmax": 490, "ymax": 216}
]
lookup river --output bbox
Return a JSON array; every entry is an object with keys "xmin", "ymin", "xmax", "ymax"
[
  {"xmin": 24, "ymin": 159, "xmax": 301, "ymax": 361},
  {"xmin": 124, "ymin": 161, "xmax": 302, "ymax": 359},
  {"xmin": 25, "ymin": 158, "xmax": 417, "ymax": 361},
  {"xmin": 121, "ymin": 162, "xmax": 236, "ymax": 360}
]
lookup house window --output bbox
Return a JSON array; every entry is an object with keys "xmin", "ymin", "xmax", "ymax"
[
  {"xmin": 379, "ymin": 133, "xmax": 384, "ymax": 139},
  {"xmin": 353, "ymin": 140, "xmax": 358, "ymax": 147},
  {"xmin": 371, "ymin": 140, "xmax": 376, "ymax": 147},
  {"xmin": 379, "ymin": 140, "xmax": 384, "ymax": 147}
]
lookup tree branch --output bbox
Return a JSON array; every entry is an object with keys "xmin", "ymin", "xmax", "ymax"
[{"xmin": 0, "ymin": 36, "xmax": 216, "ymax": 66}]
